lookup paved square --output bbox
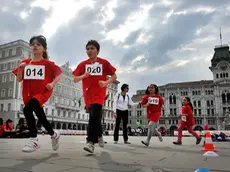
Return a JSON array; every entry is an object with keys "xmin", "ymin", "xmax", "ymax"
[{"xmin": 0, "ymin": 136, "xmax": 229, "ymax": 172}]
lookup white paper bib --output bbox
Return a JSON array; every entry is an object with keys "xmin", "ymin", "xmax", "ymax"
[{"xmin": 24, "ymin": 65, "xmax": 45, "ymax": 80}]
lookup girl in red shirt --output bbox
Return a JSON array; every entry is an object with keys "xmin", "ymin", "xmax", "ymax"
[
  {"xmin": 72, "ymin": 40, "xmax": 117, "ymax": 153},
  {"xmin": 140, "ymin": 84, "xmax": 164, "ymax": 146},
  {"xmin": 173, "ymin": 97, "xmax": 201, "ymax": 145},
  {"xmin": 0, "ymin": 119, "xmax": 14, "ymax": 137},
  {"xmin": 12, "ymin": 35, "xmax": 62, "ymax": 153}
]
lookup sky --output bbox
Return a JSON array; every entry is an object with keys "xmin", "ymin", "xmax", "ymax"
[{"xmin": 1, "ymin": 0, "xmax": 230, "ymax": 95}]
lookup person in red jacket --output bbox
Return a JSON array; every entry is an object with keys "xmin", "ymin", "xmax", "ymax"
[
  {"xmin": 140, "ymin": 84, "xmax": 164, "ymax": 146},
  {"xmin": 173, "ymin": 97, "xmax": 202, "ymax": 145},
  {"xmin": 12, "ymin": 35, "xmax": 62, "ymax": 153},
  {"xmin": 72, "ymin": 40, "xmax": 117, "ymax": 153}
]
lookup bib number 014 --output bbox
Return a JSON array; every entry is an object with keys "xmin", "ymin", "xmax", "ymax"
[{"xmin": 24, "ymin": 65, "xmax": 45, "ymax": 80}]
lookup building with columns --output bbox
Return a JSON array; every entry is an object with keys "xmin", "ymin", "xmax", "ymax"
[
  {"xmin": 129, "ymin": 44, "xmax": 230, "ymax": 135},
  {"xmin": 0, "ymin": 40, "xmax": 119, "ymax": 131}
]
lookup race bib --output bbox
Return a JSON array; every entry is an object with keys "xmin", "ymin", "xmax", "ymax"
[
  {"xmin": 181, "ymin": 115, "xmax": 187, "ymax": 122},
  {"xmin": 148, "ymin": 97, "xmax": 159, "ymax": 105},
  {"xmin": 24, "ymin": 65, "xmax": 45, "ymax": 80},
  {"xmin": 85, "ymin": 64, "xmax": 102, "ymax": 76}
]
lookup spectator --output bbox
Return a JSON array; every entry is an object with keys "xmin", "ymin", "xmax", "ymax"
[{"xmin": 0, "ymin": 119, "xmax": 16, "ymax": 138}]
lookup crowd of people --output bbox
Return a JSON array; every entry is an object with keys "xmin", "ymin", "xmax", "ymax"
[{"xmin": 7, "ymin": 35, "xmax": 202, "ymax": 154}]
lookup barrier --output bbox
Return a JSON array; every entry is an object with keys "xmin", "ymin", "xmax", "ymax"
[{"xmin": 174, "ymin": 130, "xmax": 230, "ymax": 136}]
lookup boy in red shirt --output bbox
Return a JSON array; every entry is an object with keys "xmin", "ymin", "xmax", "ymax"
[
  {"xmin": 140, "ymin": 84, "xmax": 164, "ymax": 146},
  {"xmin": 173, "ymin": 97, "xmax": 201, "ymax": 145},
  {"xmin": 12, "ymin": 35, "xmax": 62, "ymax": 153},
  {"xmin": 72, "ymin": 40, "xmax": 117, "ymax": 153}
]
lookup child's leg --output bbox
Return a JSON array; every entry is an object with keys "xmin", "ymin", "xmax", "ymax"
[
  {"xmin": 177, "ymin": 122, "xmax": 185, "ymax": 142},
  {"xmin": 32, "ymin": 98, "xmax": 60, "ymax": 151},
  {"xmin": 152, "ymin": 122, "xmax": 163, "ymax": 142},
  {"xmin": 146, "ymin": 121, "xmax": 155, "ymax": 143},
  {"xmin": 187, "ymin": 125, "xmax": 201, "ymax": 144},
  {"xmin": 23, "ymin": 100, "xmax": 38, "ymax": 138}
]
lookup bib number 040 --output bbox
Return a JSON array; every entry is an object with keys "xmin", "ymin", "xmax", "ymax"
[{"xmin": 24, "ymin": 65, "xmax": 45, "ymax": 80}]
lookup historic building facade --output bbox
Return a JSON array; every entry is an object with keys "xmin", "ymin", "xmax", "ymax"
[
  {"xmin": 129, "ymin": 44, "xmax": 230, "ymax": 134},
  {"xmin": 0, "ymin": 40, "xmax": 118, "ymax": 131}
]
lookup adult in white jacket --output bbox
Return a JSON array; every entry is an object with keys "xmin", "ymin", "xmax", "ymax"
[{"xmin": 113, "ymin": 84, "xmax": 135, "ymax": 144}]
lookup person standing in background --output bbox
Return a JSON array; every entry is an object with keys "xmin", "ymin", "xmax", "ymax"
[{"xmin": 113, "ymin": 84, "xmax": 134, "ymax": 144}]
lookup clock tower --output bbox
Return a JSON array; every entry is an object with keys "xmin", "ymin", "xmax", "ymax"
[{"xmin": 209, "ymin": 44, "xmax": 230, "ymax": 83}]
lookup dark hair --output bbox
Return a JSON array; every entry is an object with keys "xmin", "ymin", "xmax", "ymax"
[
  {"xmin": 86, "ymin": 40, "xmax": 100, "ymax": 51},
  {"xmin": 184, "ymin": 96, "xmax": 193, "ymax": 112},
  {"xmin": 6, "ymin": 119, "xmax": 13, "ymax": 129},
  {"xmin": 145, "ymin": 84, "xmax": 159, "ymax": 94},
  {"xmin": 29, "ymin": 35, "xmax": 48, "ymax": 59},
  {"xmin": 121, "ymin": 84, "xmax": 129, "ymax": 91}
]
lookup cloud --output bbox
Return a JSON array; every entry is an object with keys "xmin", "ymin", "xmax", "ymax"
[{"xmin": 2, "ymin": 0, "xmax": 230, "ymax": 95}]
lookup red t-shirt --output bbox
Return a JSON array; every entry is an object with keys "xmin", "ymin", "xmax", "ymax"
[
  {"xmin": 0, "ymin": 123, "xmax": 13, "ymax": 136},
  {"xmin": 140, "ymin": 94, "xmax": 164, "ymax": 122},
  {"xmin": 180, "ymin": 105, "xmax": 195, "ymax": 126},
  {"xmin": 72, "ymin": 57, "xmax": 116, "ymax": 106},
  {"xmin": 12, "ymin": 58, "xmax": 62, "ymax": 106}
]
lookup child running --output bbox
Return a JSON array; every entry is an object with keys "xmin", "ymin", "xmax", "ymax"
[
  {"xmin": 173, "ymin": 97, "xmax": 202, "ymax": 145},
  {"xmin": 72, "ymin": 40, "xmax": 117, "ymax": 153},
  {"xmin": 12, "ymin": 35, "xmax": 62, "ymax": 153},
  {"xmin": 140, "ymin": 84, "xmax": 164, "ymax": 146}
]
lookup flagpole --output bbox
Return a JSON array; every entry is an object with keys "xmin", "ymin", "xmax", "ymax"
[{"xmin": 220, "ymin": 27, "xmax": 222, "ymax": 46}]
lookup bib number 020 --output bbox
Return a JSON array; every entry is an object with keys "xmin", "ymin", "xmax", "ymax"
[
  {"xmin": 24, "ymin": 65, "xmax": 45, "ymax": 80},
  {"xmin": 85, "ymin": 64, "xmax": 102, "ymax": 76}
]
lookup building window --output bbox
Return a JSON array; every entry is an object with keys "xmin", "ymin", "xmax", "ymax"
[
  {"xmin": 0, "ymin": 104, "xmax": 3, "ymax": 111},
  {"xmin": 0, "ymin": 51, "xmax": 2, "ymax": 58},
  {"xmin": 3, "ymin": 63, "xmax": 7, "ymax": 70},
  {"xmin": 45, "ymin": 108, "xmax": 48, "ymax": 115},
  {"xmin": 1, "ymin": 89, "xmax": 5, "ymax": 97},
  {"xmin": 10, "ymin": 62, "xmax": 15, "ymax": 69},
  {"xmin": 7, "ymin": 103, "xmax": 11, "ymax": 111},
  {"xmin": 2, "ymin": 74, "xmax": 7, "ymax": 82},
  {"xmin": 12, "ymin": 48, "xmax": 16, "ymax": 56},
  {"xmin": 5, "ymin": 49, "xmax": 9, "ymax": 57},
  {"xmin": 8, "ymin": 88, "xmax": 12, "ymax": 97},
  {"xmin": 10, "ymin": 73, "xmax": 14, "ymax": 81},
  {"xmin": 216, "ymin": 74, "xmax": 219, "ymax": 78},
  {"xmin": 57, "ymin": 110, "xmax": 60, "ymax": 117},
  {"xmin": 20, "ymin": 104, "xmax": 24, "ymax": 111}
]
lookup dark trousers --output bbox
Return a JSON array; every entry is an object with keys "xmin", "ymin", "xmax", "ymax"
[
  {"xmin": 87, "ymin": 104, "xmax": 102, "ymax": 144},
  {"xmin": 23, "ymin": 98, "xmax": 54, "ymax": 137},
  {"xmin": 114, "ymin": 109, "xmax": 128, "ymax": 142}
]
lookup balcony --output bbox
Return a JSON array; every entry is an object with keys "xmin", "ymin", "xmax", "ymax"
[{"xmin": 55, "ymin": 103, "xmax": 80, "ymax": 111}]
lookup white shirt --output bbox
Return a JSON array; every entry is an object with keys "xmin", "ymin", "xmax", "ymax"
[{"xmin": 113, "ymin": 92, "xmax": 134, "ymax": 113}]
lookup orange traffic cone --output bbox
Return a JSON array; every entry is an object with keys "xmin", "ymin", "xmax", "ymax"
[{"xmin": 201, "ymin": 131, "xmax": 219, "ymax": 157}]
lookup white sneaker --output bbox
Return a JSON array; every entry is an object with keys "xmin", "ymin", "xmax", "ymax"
[
  {"xmin": 98, "ymin": 136, "xmax": 104, "ymax": 148},
  {"xmin": 51, "ymin": 131, "xmax": 60, "ymax": 151},
  {"xmin": 158, "ymin": 136, "xmax": 163, "ymax": 142},
  {"xmin": 22, "ymin": 138, "xmax": 40, "ymax": 153},
  {"xmin": 83, "ymin": 142, "xmax": 94, "ymax": 153}
]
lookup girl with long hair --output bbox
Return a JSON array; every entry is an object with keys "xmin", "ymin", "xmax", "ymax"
[
  {"xmin": 13, "ymin": 35, "xmax": 62, "ymax": 153},
  {"xmin": 173, "ymin": 97, "xmax": 201, "ymax": 145}
]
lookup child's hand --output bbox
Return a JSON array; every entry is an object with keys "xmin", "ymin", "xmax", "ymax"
[
  {"xmin": 46, "ymin": 82, "xmax": 54, "ymax": 90},
  {"xmin": 19, "ymin": 62, "xmax": 26, "ymax": 68}
]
